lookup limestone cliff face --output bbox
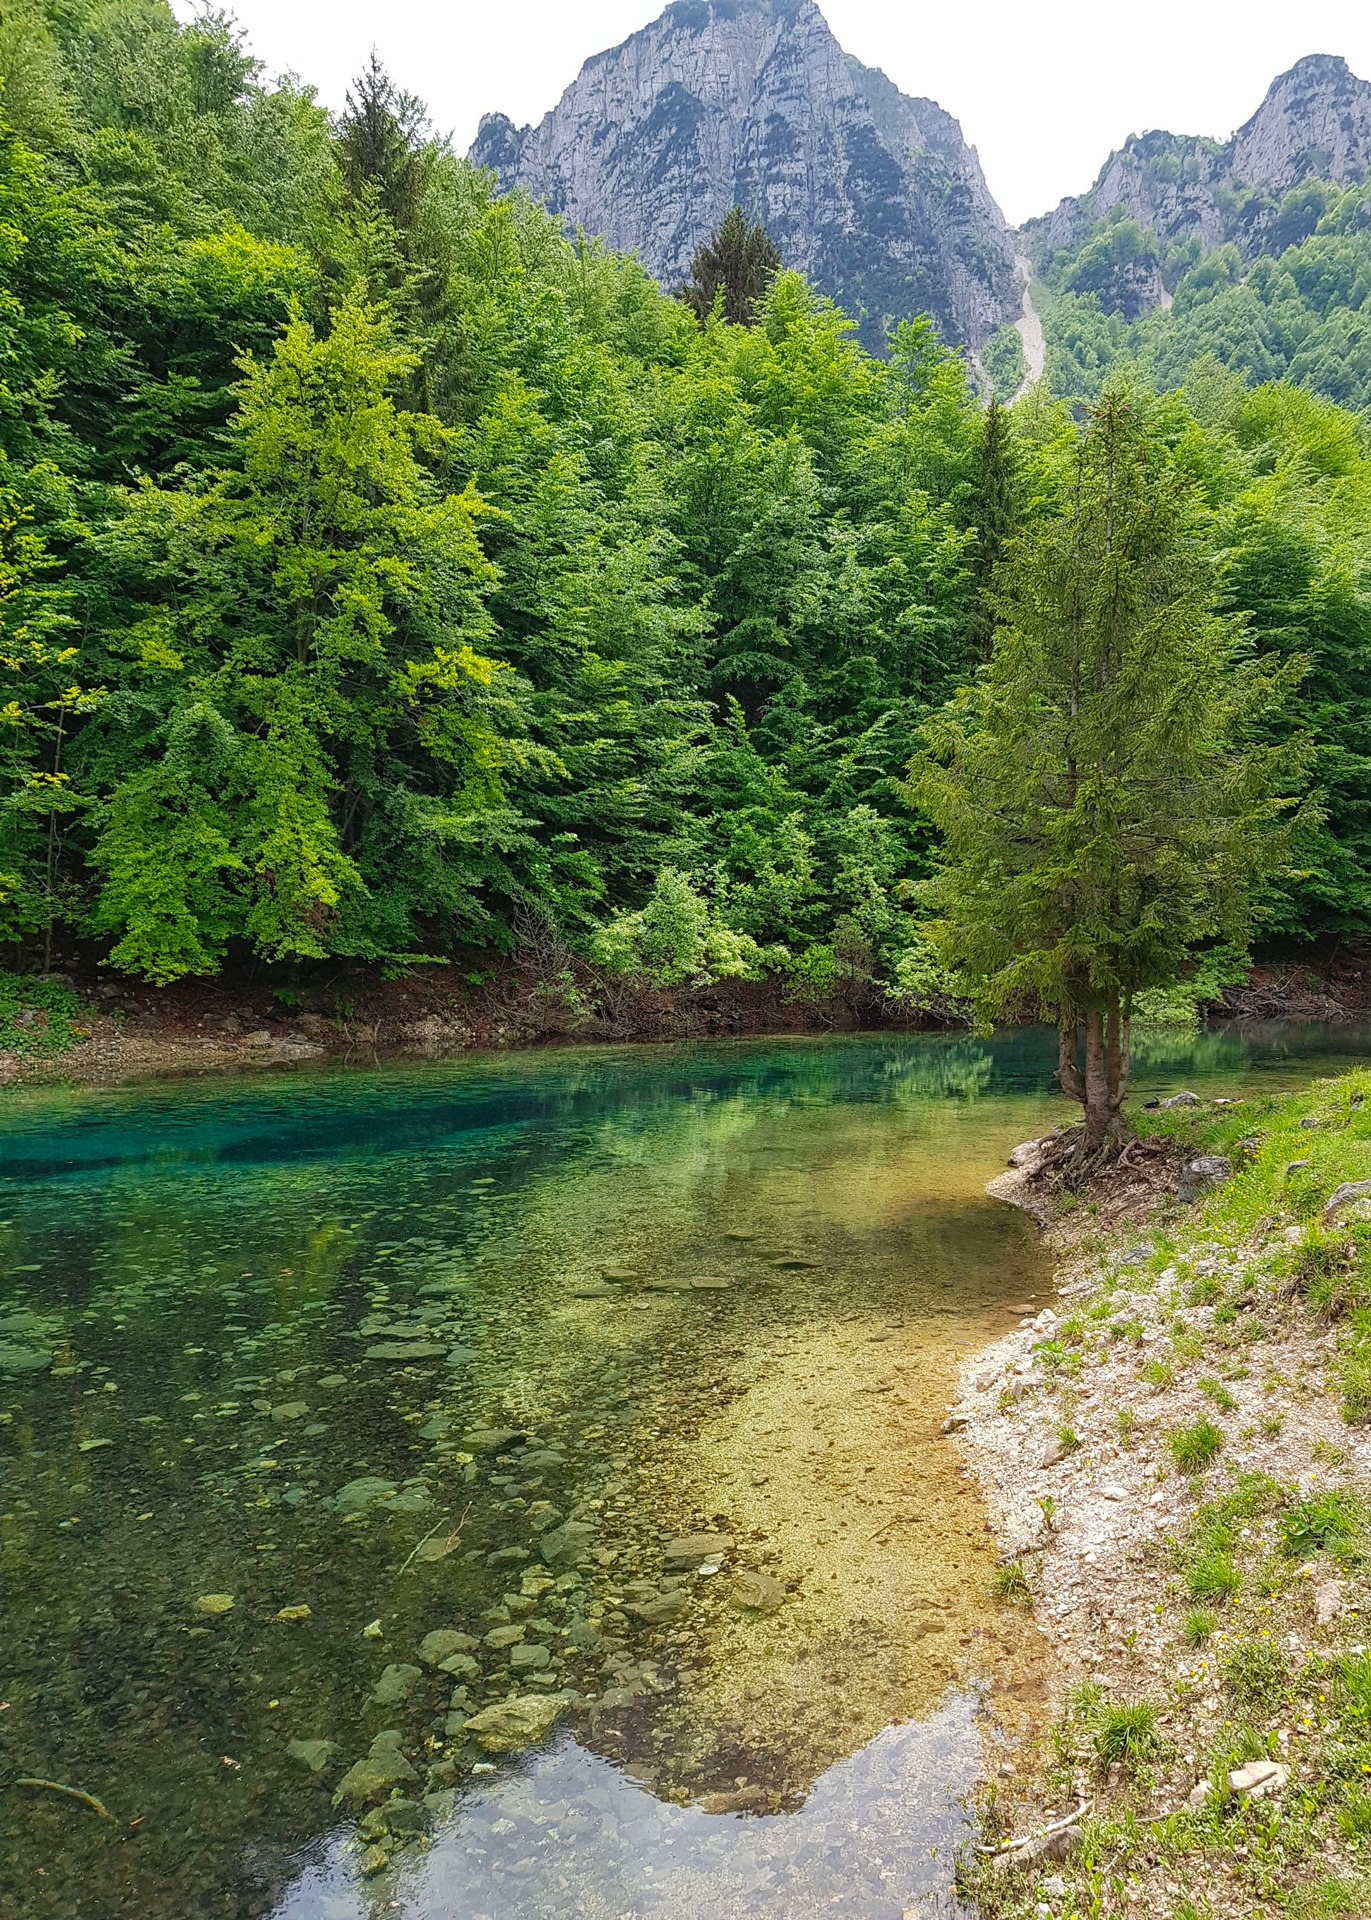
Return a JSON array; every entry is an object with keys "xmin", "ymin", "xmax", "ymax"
[
  {"xmin": 1027, "ymin": 55, "xmax": 1371, "ymax": 272},
  {"xmin": 470, "ymin": 0, "xmax": 1019, "ymax": 356}
]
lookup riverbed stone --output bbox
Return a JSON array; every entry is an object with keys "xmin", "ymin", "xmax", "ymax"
[
  {"xmin": 417, "ymin": 1629, "xmax": 478, "ymax": 1668},
  {"xmin": 662, "ymin": 1532, "xmax": 734, "ymax": 1568},
  {"xmin": 333, "ymin": 1475, "xmax": 398, "ymax": 1514},
  {"xmin": 484, "ymin": 1623, "xmax": 525, "ymax": 1649},
  {"xmin": 463, "ymin": 1694, "xmax": 565, "ymax": 1754},
  {"xmin": 731, "ymin": 1570, "xmax": 786, "ymax": 1612},
  {"xmin": 540, "ymin": 1520, "xmax": 595, "ymax": 1568},
  {"xmin": 626, "ymin": 1589, "xmax": 689, "ymax": 1624},
  {"xmin": 333, "ymin": 1732, "xmax": 417, "ymax": 1805},
  {"xmin": 286, "ymin": 1738, "xmax": 337, "ymax": 1773},
  {"xmin": 461, "ymin": 1428, "xmax": 528, "ymax": 1454},
  {"xmin": 368, "ymin": 1663, "xmax": 422, "ymax": 1707},
  {"xmin": 510, "ymin": 1641, "xmax": 552, "ymax": 1671},
  {"xmin": 366, "ymin": 1342, "xmax": 447, "ymax": 1360}
]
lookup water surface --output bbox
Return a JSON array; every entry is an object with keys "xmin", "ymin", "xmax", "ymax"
[{"xmin": 1, "ymin": 1023, "xmax": 1366, "ymax": 1919}]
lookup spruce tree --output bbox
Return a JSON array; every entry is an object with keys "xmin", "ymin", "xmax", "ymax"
[
  {"xmin": 679, "ymin": 207, "xmax": 780, "ymax": 326},
  {"xmin": 907, "ymin": 387, "xmax": 1313, "ymax": 1166}
]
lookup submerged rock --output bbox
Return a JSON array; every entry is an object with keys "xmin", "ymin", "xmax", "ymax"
[
  {"xmin": 418, "ymin": 1629, "xmax": 478, "ymax": 1668},
  {"xmin": 730, "ymin": 1570, "xmax": 786, "ymax": 1613},
  {"xmin": 626, "ymin": 1590, "xmax": 688, "ymax": 1624},
  {"xmin": 366, "ymin": 1342, "xmax": 447, "ymax": 1360},
  {"xmin": 286, "ymin": 1738, "xmax": 337, "ymax": 1773},
  {"xmin": 463, "ymin": 1694, "xmax": 565, "ymax": 1754},
  {"xmin": 662, "ymin": 1533, "xmax": 734, "ymax": 1569},
  {"xmin": 461, "ymin": 1428, "xmax": 527, "ymax": 1455},
  {"xmin": 333, "ymin": 1731, "xmax": 417, "ymax": 1805},
  {"xmin": 333, "ymin": 1476, "xmax": 398, "ymax": 1515},
  {"xmin": 368, "ymin": 1663, "xmax": 422, "ymax": 1706},
  {"xmin": 540, "ymin": 1521, "xmax": 595, "ymax": 1568}
]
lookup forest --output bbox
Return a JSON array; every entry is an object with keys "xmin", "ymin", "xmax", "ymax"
[{"xmin": 1, "ymin": 0, "xmax": 1369, "ymax": 1014}]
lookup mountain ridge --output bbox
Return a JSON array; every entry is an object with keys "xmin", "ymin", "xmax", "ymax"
[{"xmin": 470, "ymin": 0, "xmax": 1019, "ymax": 356}]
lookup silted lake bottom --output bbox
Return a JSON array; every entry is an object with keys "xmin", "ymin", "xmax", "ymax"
[{"xmin": 1, "ymin": 1023, "xmax": 1367, "ymax": 1920}]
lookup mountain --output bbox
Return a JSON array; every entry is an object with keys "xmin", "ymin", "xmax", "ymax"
[
  {"xmin": 470, "ymin": 0, "xmax": 1020, "ymax": 357},
  {"xmin": 1025, "ymin": 55, "xmax": 1371, "ymax": 310}
]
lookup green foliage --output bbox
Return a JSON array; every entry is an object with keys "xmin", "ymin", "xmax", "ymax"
[
  {"xmin": 4, "ymin": 0, "xmax": 1371, "ymax": 994},
  {"xmin": 678, "ymin": 206, "xmax": 781, "ymax": 327},
  {"xmin": 1185, "ymin": 1606, "xmax": 1216, "ymax": 1644},
  {"xmin": 1223, "ymin": 1637, "xmax": 1290, "ymax": 1707},
  {"xmin": 1091, "ymin": 1698, "xmax": 1163, "ymax": 1771},
  {"xmin": 1186, "ymin": 1550, "xmax": 1242, "ymax": 1602},
  {"xmin": 1281, "ymin": 1491, "xmax": 1363, "ymax": 1563},
  {"xmin": 590, "ymin": 867, "xmax": 764, "ymax": 989},
  {"xmin": 981, "ymin": 324, "xmax": 1026, "ymax": 401},
  {"xmin": 1170, "ymin": 1419, "xmax": 1226, "ymax": 1474},
  {"xmin": 0, "ymin": 966, "xmax": 79, "ymax": 1053}
]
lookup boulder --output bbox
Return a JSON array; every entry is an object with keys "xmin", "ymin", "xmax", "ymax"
[
  {"xmin": 417, "ymin": 1629, "xmax": 478, "ymax": 1668},
  {"xmin": 368, "ymin": 1663, "xmax": 421, "ymax": 1707},
  {"xmin": 463, "ymin": 1694, "xmax": 564, "ymax": 1755},
  {"xmin": 1178, "ymin": 1156, "xmax": 1231, "ymax": 1204},
  {"xmin": 1324, "ymin": 1179, "xmax": 1371, "ymax": 1225},
  {"xmin": 333, "ymin": 1733, "xmax": 417, "ymax": 1805},
  {"xmin": 1160, "ymin": 1090, "xmax": 1201, "ymax": 1109}
]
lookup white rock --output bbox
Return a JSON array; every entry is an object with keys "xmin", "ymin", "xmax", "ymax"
[
  {"xmin": 1228, "ymin": 1760, "xmax": 1288, "ymax": 1799},
  {"xmin": 1100, "ymin": 1484, "xmax": 1127, "ymax": 1501},
  {"xmin": 1314, "ymin": 1580, "xmax": 1343, "ymax": 1627}
]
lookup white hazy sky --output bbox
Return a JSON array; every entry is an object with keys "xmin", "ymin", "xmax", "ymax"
[{"xmin": 185, "ymin": 0, "xmax": 1371, "ymax": 225}]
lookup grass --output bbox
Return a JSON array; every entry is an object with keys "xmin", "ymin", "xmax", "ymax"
[
  {"xmin": 1281, "ymin": 1489, "xmax": 1364, "ymax": 1563},
  {"xmin": 990, "ymin": 1559, "xmax": 1032, "ymax": 1602},
  {"xmin": 1186, "ymin": 1550, "xmax": 1241, "ymax": 1603},
  {"xmin": 1223, "ymin": 1636, "xmax": 1290, "ymax": 1707},
  {"xmin": 1139, "ymin": 1356, "xmax": 1174, "ymax": 1391},
  {"xmin": 1198, "ymin": 1376, "xmax": 1238, "ymax": 1412},
  {"xmin": 1092, "ymin": 1698, "xmax": 1163, "ymax": 1771},
  {"xmin": 1168, "ymin": 1418, "xmax": 1225, "ymax": 1474},
  {"xmin": 1184, "ymin": 1606, "xmax": 1216, "ymax": 1643}
]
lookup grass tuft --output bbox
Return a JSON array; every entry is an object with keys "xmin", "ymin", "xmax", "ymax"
[{"xmin": 1169, "ymin": 1418, "xmax": 1225, "ymax": 1474}]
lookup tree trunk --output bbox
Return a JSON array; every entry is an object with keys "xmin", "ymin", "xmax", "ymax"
[
  {"xmin": 1082, "ymin": 1008, "xmax": 1110, "ymax": 1150},
  {"xmin": 1057, "ymin": 1015, "xmax": 1085, "ymax": 1104}
]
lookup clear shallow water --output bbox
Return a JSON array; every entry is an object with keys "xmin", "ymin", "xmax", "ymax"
[{"xmin": 0, "ymin": 1022, "xmax": 1367, "ymax": 1920}]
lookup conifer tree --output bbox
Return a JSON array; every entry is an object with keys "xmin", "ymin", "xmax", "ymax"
[
  {"xmin": 907, "ymin": 388, "xmax": 1313, "ymax": 1166},
  {"xmin": 679, "ymin": 207, "xmax": 780, "ymax": 326}
]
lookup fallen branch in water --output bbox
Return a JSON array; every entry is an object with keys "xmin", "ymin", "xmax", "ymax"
[
  {"xmin": 396, "ymin": 1501, "xmax": 472, "ymax": 1576},
  {"xmin": 15, "ymin": 1777, "xmax": 111, "ymax": 1819},
  {"xmin": 974, "ymin": 1798, "xmax": 1093, "ymax": 1857}
]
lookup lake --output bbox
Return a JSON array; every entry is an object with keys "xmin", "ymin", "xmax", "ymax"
[{"xmin": 1, "ymin": 1022, "xmax": 1367, "ymax": 1919}]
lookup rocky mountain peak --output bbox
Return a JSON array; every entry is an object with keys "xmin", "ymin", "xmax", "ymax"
[
  {"xmin": 470, "ymin": 0, "xmax": 1020, "ymax": 356},
  {"xmin": 1229, "ymin": 53, "xmax": 1371, "ymax": 190}
]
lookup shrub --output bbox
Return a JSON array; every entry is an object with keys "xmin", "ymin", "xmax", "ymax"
[
  {"xmin": 591, "ymin": 869, "xmax": 764, "ymax": 989},
  {"xmin": 1170, "ymin": 1419, "xmax": 1225, "ymax": 1474},
  {"xmin": 0, "ymin": 970, "xmax": 81, "ymax": 1056}
]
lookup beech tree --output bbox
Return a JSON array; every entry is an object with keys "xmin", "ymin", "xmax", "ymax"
[{"xmin": 907, "ymin": 388, "xmax": 1313, "ymax": 1166}]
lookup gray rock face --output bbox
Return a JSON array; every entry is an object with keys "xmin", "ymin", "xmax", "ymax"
[
  {"xmin": 470, "ymin": 0, "xmax": 1019, "ymax": 355},
  {"xmin": 1027, "ymin": 54, "xmax": 1371, "ymax": 304}
]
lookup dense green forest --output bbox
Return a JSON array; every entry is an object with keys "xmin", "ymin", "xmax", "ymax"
[
  {"xmin": 1, "ymin": 0, "xmax": 1369, "ymax": 1009},
  {"xmin": 1031, "ymin": 185, "xmax": 1371, "ymax": 414}
]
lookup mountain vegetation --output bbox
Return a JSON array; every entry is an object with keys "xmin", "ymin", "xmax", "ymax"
[{"xmin": 0, "ymin": 0, "xmax": 1368, "ymax": 1024}]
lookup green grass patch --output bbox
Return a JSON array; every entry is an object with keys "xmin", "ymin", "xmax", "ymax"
[
  {"xmin": 1092, "ymin": 1698, "xmax": 1163, "ymax": 1772},
  {"xmin": 990, "ymin": 1559, "xmax": 1032, "ymax": 1602},
  {"xmin": 1281, "ymin": 1489, "xmax": 1364, "ymax": 1564},
  {"xmin": 1169, "ymin": 1418, "xmax": 1225, "ymax": 1474}
]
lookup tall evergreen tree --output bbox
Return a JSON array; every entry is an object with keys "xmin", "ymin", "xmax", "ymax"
[
  {"xmin": 907, "ymin": 388, "xmax": 1312, "ymax": 1163},
  {"xmin": 679, "ymin": 207, "xmax": 780, "ymax": 327}
]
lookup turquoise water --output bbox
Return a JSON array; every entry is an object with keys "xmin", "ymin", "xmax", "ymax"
[{"xmin": 0, "ymin": 1023, "xmax": 1367, "ymax": 1920}]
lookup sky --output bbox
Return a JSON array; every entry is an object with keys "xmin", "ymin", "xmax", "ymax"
[{"xmin": 185, "ymin": 0, "xmax": 1371, "ymax": 225}]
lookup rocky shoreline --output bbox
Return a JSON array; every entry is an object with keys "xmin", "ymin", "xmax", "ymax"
[{"xmin": 952, "ymin": 1099, "xmax": 1371, "ymax": 1917}]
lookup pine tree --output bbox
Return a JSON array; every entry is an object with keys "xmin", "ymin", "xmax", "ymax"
[
  {"xmin": 679, "ymin": 207, "xmax": 780, "ymax": 327},
  {"xmin": 907, "ymin": 387, "xmax": 1313, "ymax": 1166},
  {"xmin": 966, "ymin": 397, "xmax": 1018, "ymax": 655}
]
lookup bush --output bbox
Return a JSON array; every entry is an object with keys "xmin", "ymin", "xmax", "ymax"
[
  {"xmin": 0, "ymin": 970, "xmax": 81, "ymax": 1056},
  {"xmin": 591, "ymin": 868, "xmax": 765, "ymax": 989},
  {"xmin": 1170, "ymin": 1419, "xmax": 1225, "ymax": 1474}
]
